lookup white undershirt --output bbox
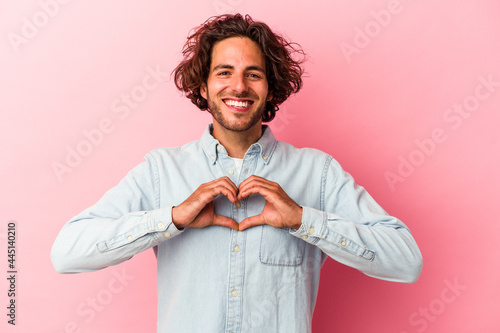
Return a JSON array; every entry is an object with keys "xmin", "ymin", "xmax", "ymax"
[{"xmin": 231, "ymin": 157, "xmax": 244, "ymax": 177}]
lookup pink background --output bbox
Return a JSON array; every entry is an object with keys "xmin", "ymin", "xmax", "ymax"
[{"xmin": 1, "ymin": 0, "xmax": 499, "ymax": 332}]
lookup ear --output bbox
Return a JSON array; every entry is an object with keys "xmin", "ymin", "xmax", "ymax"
[
  {"xmin": 200, "ymin": 83, "xmax": 208, "ymax": 100},
  {"xmin": 266, "ymin": 91, "xmax": 273, "ymax": 101}
]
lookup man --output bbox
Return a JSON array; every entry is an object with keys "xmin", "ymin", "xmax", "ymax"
[{"xmin": 52, "ymin": 14, "xmax": 422, "ymax": 332}]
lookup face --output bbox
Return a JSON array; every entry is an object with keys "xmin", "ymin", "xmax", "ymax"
[{"xmin": 201, "ymin": 37, "xmax": 272, "ymax": 134}]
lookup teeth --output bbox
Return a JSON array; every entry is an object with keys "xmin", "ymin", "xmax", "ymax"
[{"xmin": 224, "ymin": 99, "xmax": 250, "ymax": 108}]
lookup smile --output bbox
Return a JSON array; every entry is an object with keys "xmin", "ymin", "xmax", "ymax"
[{"xmin": 223, "ymin": 99, "xmax": 254, "ymax": 109}]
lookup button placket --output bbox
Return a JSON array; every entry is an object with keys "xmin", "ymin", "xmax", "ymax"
[
  {"xmin": 226, "ymin": 150, "xmax": 255, "ymax": 332},
  {"xmin": 226, "ymin": 229, "xmax": 246, "ymax": 332}
]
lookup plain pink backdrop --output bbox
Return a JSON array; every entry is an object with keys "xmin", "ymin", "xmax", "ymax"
[{"xmin": 1, "ymin": 0, "xmax": 499, "ymax": 332}]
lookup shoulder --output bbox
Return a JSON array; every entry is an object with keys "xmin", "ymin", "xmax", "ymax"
[
  {"xmin": 274, "ymin": 140, "xmax": 345, "ymax": 176},
  {"xmin": 144, "ymin": 139, "xmax": 201, "ymax": 161},
  {"xmin": 275, "ymin": 140, "xmax": 334, "ymax": 162}
]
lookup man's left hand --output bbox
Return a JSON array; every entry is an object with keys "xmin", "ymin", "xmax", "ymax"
[{"xmin": 237, "ymin": 175, "xmax": 303, "ymax": 231}]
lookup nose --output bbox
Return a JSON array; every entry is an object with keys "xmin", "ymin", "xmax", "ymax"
[{"xmin": 230, "ymin": 73, "xmax": 248, "ymax": 94}]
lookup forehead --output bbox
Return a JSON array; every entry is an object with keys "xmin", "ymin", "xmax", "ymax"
[{"xmin": 210, "ymin": 36, "xmax": 265, "ymax": 70}]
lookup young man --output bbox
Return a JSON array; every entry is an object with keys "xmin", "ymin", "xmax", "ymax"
[{"xmin": 52, "ymin": 14, "xmax": 422, "ymax": 332}]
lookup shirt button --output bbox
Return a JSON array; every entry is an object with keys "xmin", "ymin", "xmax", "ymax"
[
  {"xmin": 228, "ymin": 169, "xmax": 234, "ymax": 175},
  {"xmin": 211, "ymin": 155, "xmax": 215, "ymax": 161},
  {"xmin": 341, "ymin": 240, "xmax": 347, "ymax": 247},
  {"xmin": 235, "ymin": 202, "xmax": 241, "ymax": 208},
  {"xmin": 301, "ymin": 235, "xmax": 308, "ymax": 239},
  {"xmin": 158, "ymin": 222, "xmax": 164, "ymax": 229},
  {"xmin": 308, "ymin": 227, "xmax": 315, "ymax": 234},
  {"xmin": 127, "ymin": 235, "xmax": 133, "ymax": 241},
  {"xmin": 231, "ymin": 290, "xmax": 238, "ymax": 297},
  {"xmin": 262, "ymin": 155, "xmax": 268, "ymax": 161},
  {"xmin": 234, "ymin": 245, "xmax": 240, "ymax": 252},
  {"xmin": 164, "ymin": 232, "xmax": 171, "ymax": 238},
  {"xmin": 217, "ymin": 145, "xmax": 222, "ymax": 152}
]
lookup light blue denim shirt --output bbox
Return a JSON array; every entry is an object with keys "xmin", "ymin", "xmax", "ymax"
[{"xmin": 51, "ymin": 125, "xmax": 422, "ymax": 333}]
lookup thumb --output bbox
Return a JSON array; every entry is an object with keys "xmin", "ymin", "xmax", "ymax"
[
  {"xmin": 238, "ymin": 214, "xmax": 265, "ymax": 231},
  {"xmin": 212, "ymin": 213, "xmax": 239, "ymax": 231}
]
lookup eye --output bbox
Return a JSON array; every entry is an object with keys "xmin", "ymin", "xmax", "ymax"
[
  {"xmin": 248, "ymin": 73, "xmax": 262, "ymax": 79},
  {"xmin": 217, "ymin": 71, "xmax": 230, "ymax": 76}
]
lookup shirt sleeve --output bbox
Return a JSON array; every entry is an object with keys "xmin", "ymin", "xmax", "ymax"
[
  {"xmin": 51, "ymin": 153, "xmax": 182, "ymax": 273},
  {"xmin": 289, "ymin": 156, "xmax": 423, "ymax": 283}
]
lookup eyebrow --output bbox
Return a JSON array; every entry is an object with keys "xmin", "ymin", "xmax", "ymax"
[{"xmin": 212, "ymin": 64, "xmax": 266, "ymax": 74}]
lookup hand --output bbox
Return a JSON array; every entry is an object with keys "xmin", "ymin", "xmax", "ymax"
[
  {"xmin": 172, "ymin": 177, "xmax": 239, "ymax": 231},
  {"xmin": 237, "ymin": 175, "xmax": 303, "ymax": 231}
]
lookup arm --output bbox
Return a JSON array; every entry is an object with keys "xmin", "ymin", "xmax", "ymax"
[
  {"xmin": 51, "ymin": 153, "xmax": 240, "ymax": 274},
  {"xmin": 293, "ymin": 156, "xmax": 422, "ymax": 283},
  {"xmin": 51, "ymin": 155, "xmax": 180, "ymax": 273},
  {"xmin": 238, "ymin": 157, "xmax": 423, "ymax": 283}
]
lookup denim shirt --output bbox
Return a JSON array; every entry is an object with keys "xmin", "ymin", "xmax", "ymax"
[{"xmin": 51, "ymin": 125, "xmax": 422, "ymax": 333}]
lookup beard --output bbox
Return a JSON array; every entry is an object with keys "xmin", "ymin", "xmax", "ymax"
[{"xmin": 206, "ymin": 89, "xmax": 266, "ymax": 132}]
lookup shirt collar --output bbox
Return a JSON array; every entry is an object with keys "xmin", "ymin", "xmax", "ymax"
[{"xmin": 201, "ymin": 124, "xmax": 277, "ymax": 165}]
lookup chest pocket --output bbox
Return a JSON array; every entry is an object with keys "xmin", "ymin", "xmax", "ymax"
[
  {"xmin": 259, "ymin": 226, "xmax": 305, "ymax": 266},
  {"xmin": 245, "ymin": 193, "xmax": 305, "ymax": 266}
]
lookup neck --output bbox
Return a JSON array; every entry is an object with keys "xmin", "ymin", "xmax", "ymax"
[{"xmin": 212, "ymin": 123, "xmax": 263, "ymax": 158}]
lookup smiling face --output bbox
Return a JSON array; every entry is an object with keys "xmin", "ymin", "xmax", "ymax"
[{"xmin": 201, "ymin": 37, "xmax": 272, "ymax": 136}]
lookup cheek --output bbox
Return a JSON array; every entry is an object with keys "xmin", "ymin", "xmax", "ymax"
[
  {"xmin": 248, "ymin": 81, "xmax": 268, "ymax": 98},
  {"xmin": 208, "ymin": 81, "xmax": 228, "ymax": 97},
  {"xmin": 264, "ymin": 84, "xmax": 271, "ymax": 100},
  {"xmin": 259, "ymin": 85, "xmax": 270, "ymax": 101}
]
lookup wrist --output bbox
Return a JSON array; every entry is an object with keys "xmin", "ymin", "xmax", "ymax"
[
  {"xmin": 171, "ymin": 206, "xmax": 185, "ymax": 230},
  {"xmin": 291, "ymin": 206, "xmax": 303, "ymax": 230}
]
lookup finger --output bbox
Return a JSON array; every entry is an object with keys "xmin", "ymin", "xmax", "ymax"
[
  {"xmin": 176, "ymin": 187, "xmax": 234, "ymax": 225},
  {"xmin": 238, "ymin": 177, "xmax": 278, "ymax": 199},
  {"xmin": 238, "ymin": 214, "xmax": 265, "ymax": 231},
  {"xmin": 238, "ymin": 175, "xmax": 268, "ymax": 189},
  {"xmin": 217, "ymin": 179, "xmax": 239, "ymax": 203},
  {"xmin": 214, "ymin": 176, "xmax": 239, "ymax": 194},
  {"xmin": 238, "ymin": 183, "xmax": 276, "ymax": 201},
  {"xmin": 212, "ymin": 214, "xmax": 240, "ymax": 231},
  {"xmin": 199, "ymin": 182, "xmax": 238, "ymax": 204},
  {"xmin": 212, "ymin": 185, "xmax": 239, "ymax": 203}
]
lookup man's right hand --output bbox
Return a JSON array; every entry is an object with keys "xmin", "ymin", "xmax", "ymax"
[{"xmin": 172, "ymin": 177, "xmax": 240, "ymax": 231}]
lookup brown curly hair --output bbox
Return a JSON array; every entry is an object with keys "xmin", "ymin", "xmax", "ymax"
[{"xmin": 173, "ymin": 14, "xmax": 305, "ymax": 122}]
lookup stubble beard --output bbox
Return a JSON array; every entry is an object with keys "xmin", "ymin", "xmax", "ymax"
[{"xmin": 206, "ymin": 89, "xmax": 266, "ymax": 133}]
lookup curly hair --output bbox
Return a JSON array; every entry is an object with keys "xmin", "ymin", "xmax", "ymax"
[{"xmin": 173, "ymin": 14, "xmax": 305, "ymax": 122}]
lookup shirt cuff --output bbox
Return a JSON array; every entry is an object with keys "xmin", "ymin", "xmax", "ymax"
[
  {"xmin": 289, "ymin": 206, "xmax": 327, "ymax": 245},
  {"xmin": 149, "ymin": 206, "xmax": 183, "ymax": 242}
]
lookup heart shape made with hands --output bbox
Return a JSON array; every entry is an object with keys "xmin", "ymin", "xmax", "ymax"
[{"xmin": 172, "ymin": 175, "xmax": 303, "ymax": 231}]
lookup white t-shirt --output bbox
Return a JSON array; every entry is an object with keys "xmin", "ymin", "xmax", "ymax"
[{"xmin": 231, "ymin": 157, "xmax": 244, "ymax": 177}]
